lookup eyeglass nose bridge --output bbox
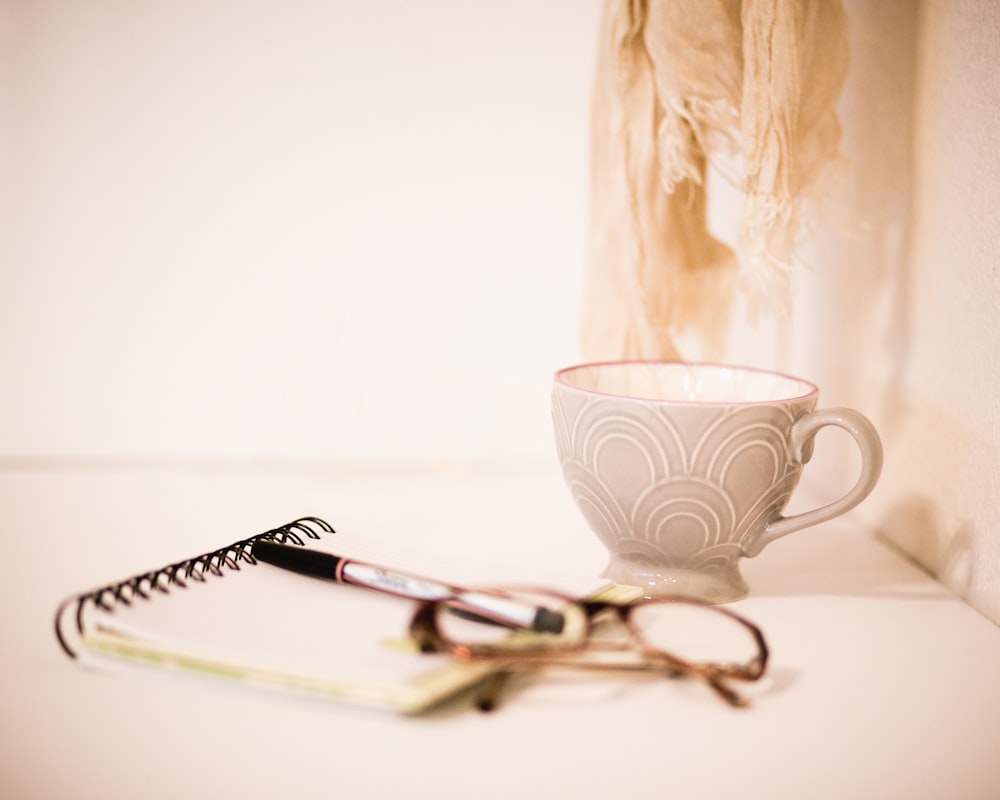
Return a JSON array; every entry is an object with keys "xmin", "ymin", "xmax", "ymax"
[{"xmin": 575, "ymin": 603, "xmax": 639, "ymax": 647}]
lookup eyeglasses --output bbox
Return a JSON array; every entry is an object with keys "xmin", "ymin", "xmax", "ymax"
[{"xmin": 408, "ymin": 587, "xmax": 769, "ymax": 711}]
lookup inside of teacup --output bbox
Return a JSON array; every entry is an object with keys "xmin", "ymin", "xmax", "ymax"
[{"xmin": 557, "ymin": 362, "xmax": 817, "ymax": 404}]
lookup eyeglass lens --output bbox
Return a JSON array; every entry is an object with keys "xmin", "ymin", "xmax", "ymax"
[
  {"xmin": 435, "ymin": 591, "xmax": 589, "ymax": 650},
  {"xmin": 627, "ymin": 601, "xmax": 761, "ymax": 667},
  {"xmin": 434, "ymin": 591, "xmax": 760, "ymax": 672}
]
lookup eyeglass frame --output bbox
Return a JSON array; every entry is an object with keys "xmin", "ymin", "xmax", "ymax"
[{"xmin": 407, "ymin": 586, "xmax": 769, "ymax": 711}]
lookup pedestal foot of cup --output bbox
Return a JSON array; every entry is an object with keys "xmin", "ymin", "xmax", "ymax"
[{"xmin": 603, "ymin": 561, "xmax": 748, "ymax": 604}]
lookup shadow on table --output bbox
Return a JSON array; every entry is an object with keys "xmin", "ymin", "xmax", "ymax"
[{"xmin": 739, "ymin": 501, "xmax": 963, "ymax": 603}]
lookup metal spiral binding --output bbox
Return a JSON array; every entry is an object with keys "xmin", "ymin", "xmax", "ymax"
[{"xmin": 54, "ymin": 516, "xmax": 335, "ymax": 659}]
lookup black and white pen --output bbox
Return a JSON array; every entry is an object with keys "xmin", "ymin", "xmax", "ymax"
[{"xmin": 250, "ymin": 540, "xmax": 564, "ymax": 634}]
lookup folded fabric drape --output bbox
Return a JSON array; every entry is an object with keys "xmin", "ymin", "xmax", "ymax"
[{"xmin": 582, "ymin": 0, "xmax": 848, "ymax": 361}]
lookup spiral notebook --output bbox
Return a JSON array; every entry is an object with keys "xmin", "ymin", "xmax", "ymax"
[{"xmin": 54, "ymin": 517, "xmax": 500, "ymax": 714}]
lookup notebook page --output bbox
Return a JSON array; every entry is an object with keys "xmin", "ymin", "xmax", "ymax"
[{"xmin": 79, "ymin": 554, "xmax": 495, "ymax": 712}]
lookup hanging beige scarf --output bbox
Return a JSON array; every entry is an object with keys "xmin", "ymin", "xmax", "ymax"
[{"xmin": 582, "ymin": 0, "xmax": 848, "ymax": 361}]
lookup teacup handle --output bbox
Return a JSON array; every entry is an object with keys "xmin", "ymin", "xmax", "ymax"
[{"xmin": 744, "ymin": 407, "xmax": 884, "ymax": 557}]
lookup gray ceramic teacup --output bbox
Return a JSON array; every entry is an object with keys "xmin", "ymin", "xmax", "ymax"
[{"xmin": 552, "ymin": 361, "xmax": 883, "ymax": 602}]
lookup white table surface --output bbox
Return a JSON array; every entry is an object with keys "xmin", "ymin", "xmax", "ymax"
[{"xmin": 2, "ymin": 460, "xmax": 999, "ymax": 800}]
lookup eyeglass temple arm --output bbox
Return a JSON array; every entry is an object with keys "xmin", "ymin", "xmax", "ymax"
[
  {"xmin": 469, "ymin": 656, "xmax": 752, "ymax": 710},
  {"xmin": 563, "ymin": 658, "xmax": 752, "ymax": 709}
]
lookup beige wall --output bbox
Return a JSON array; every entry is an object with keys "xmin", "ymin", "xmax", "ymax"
[
  {"xmin": 3, "ymin": 1, "xmax": 999, "ymax": 625},
  {"xmin": 0, "ymin": 1, "xmax": 599, "ymax": 464},
  {"xmin": 875, "ymin": 0, "xmax": 1000, "ymax": 625},
  {"xmin": 784, "ymin": 0, "xmax": 1000, "ymax": 625}
]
